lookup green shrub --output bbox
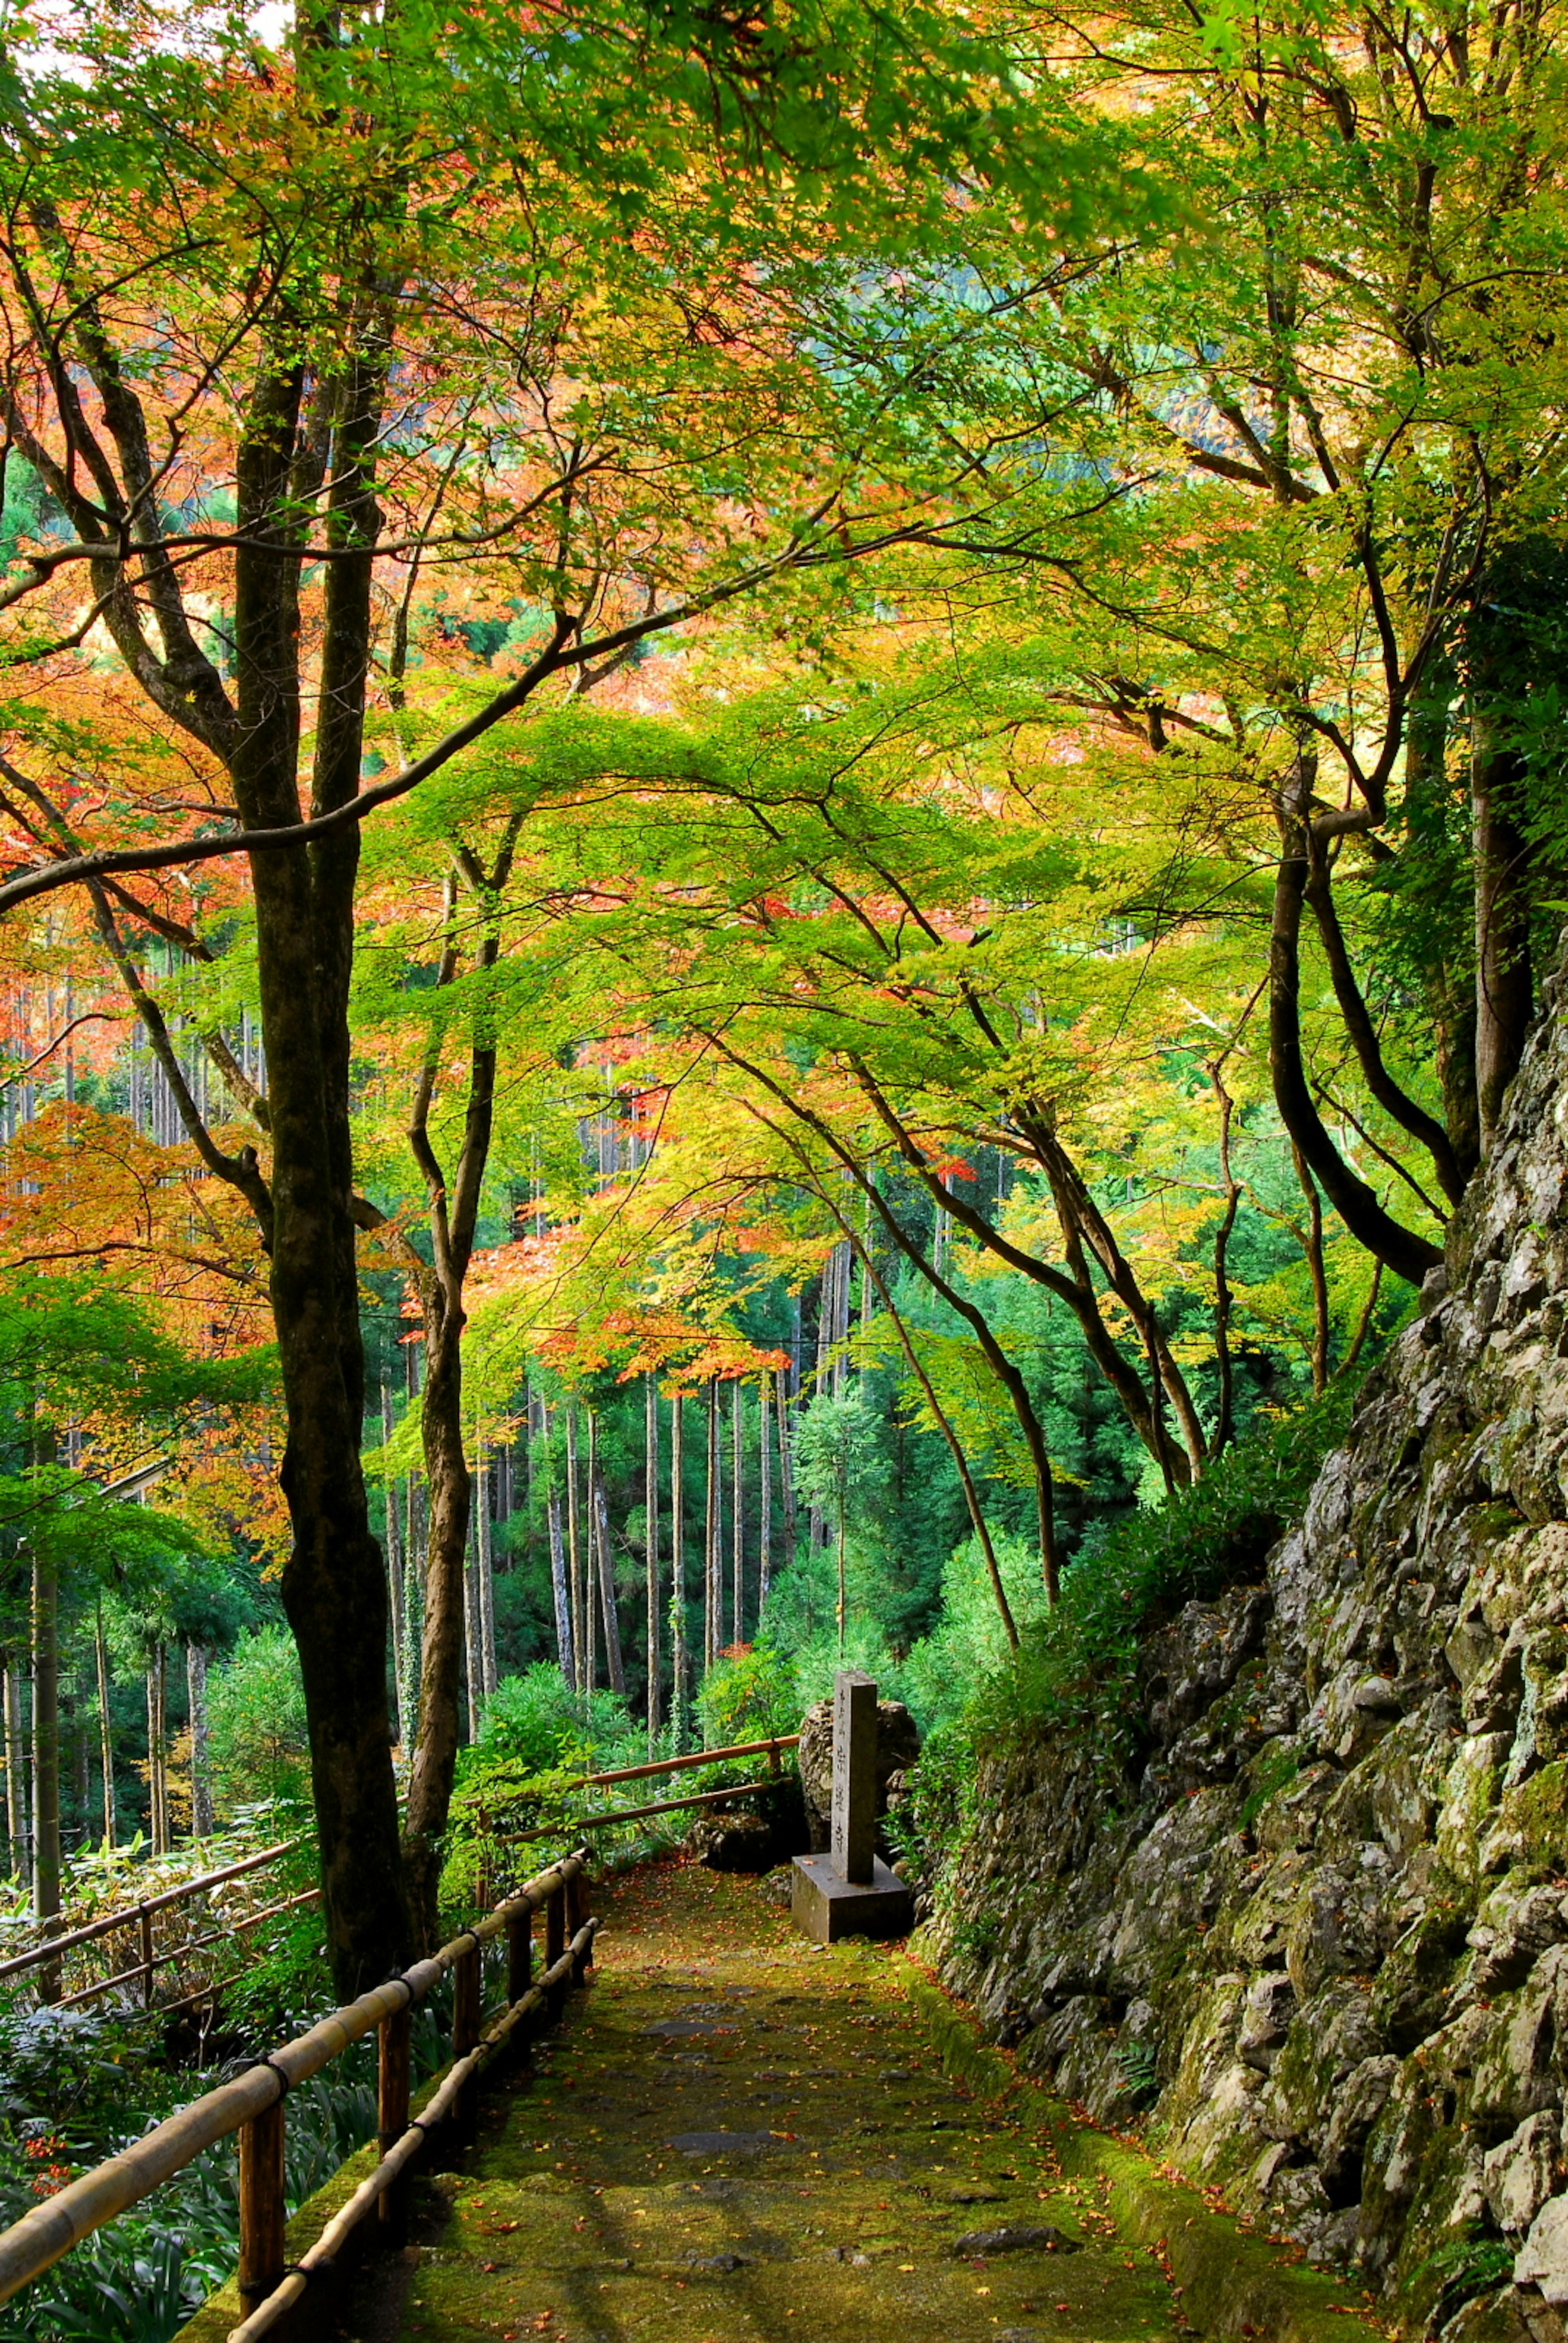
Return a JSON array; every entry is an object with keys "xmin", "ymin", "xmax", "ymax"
[
  {"xmin": 901, "ymin": 1530, "xmax": 1054, "ymax": 1735},
  {"xmin": 471, "ymin": 1662, "xmax": 639, "ymax": 1775},
  {"xmin": 695, "ymin": 1645, "xmax": 801, "ymax": 1748},
  {"xmin": 904, "ymin": 1382, "xmax": 1364, "ymax": 1865},
  {"xmin": 207, "ymin": 1626, "xmax": 310, "ymax": 1815}
]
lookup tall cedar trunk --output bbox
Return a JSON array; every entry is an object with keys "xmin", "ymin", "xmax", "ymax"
[
  {"xmin": 235, "ymin": 352, "xmax": 410, "ymax": 1992},
  {"xmin": 566, "ymin": 1402, "xmax": 586, "ymax": 1694},
  {"xmin": 645, "ymin": 1377, "xmax": 660, "ymax": 1752},
  {"xmin": 95, "ymin": 1609, "xmax": 115, "ymax": 1848},
  {"xmin": 704, "ymin": 1382, "xmax": 720, "ymax": 1672},
  {"xmin": 590, "ymin": 1417, "xmax": 626, "ymax": 1695},
  {"xmin": 670, "ymin": 1394, "xmax": 686, "ymax": 1747},
  {"xmin": 547, "ymin": 1419, "xmax": 574, "ymax": 1689},
  {"xmin": 758, "ymin": 1373, "xmax": 772, "ymax": 1616},
  {"xmin": 477, "ymin": 1450, "xmax": 497, "ymax": 1699},
  {"xmin": 462, "ymin": 1509, "xmax": 481, "ymax": 1741},
  {"xmin": 731, "ymin": 1385, "xmax": 744, "ymax": 1646},
  {"xmin": 382, "ymin": 1385, "xmax": 406, "ymax": 1748},
  {"xmin": 4, "ymin": 1668, "xmax": 26, "ymax": 1883},
  {"xmin": 187, "ymin": 1645, "xmax": 214, "ymax": 1837},
  {"xmin": 31, "ymin": 1551, "xmax": 60, "ymax": 1996},
  {"xmin": 146, "ymin": 1651, "xmax": 166, "ymax": 1857},
  {"xmin": 777, "ymin": 1368, "xmax": 796, "ymax": 1565},
  {"xmin": 400, "ymin": 1478, "xmax": 422, "ymax": 1758},
  {"xmin": 1268, "ymin": 770, "xmax": 1442, "ymax": 1285}
]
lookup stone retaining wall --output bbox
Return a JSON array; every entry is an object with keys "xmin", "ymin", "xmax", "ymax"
[{"xmin": 931, "ymin": 963, "xmax": 1568, "ymax": 2343}]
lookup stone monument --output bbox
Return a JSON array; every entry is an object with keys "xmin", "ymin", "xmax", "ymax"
[{"xmin": 791, "ymin": 1671, "xmax": 914, "ymax": 1944}]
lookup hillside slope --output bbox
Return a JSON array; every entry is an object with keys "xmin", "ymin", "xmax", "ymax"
[{"xmin": 930, "ymin": 969, "xmax": 1568, "ymax": 2343}]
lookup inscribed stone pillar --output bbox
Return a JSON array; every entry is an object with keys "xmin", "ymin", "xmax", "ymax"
[{"xmin": 830, "ymin": 1670, "xmax": 877, "ymax": 1885}]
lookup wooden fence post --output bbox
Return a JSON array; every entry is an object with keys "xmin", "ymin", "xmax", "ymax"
[
  {"xmin": 545, "ymin": 1882, "xmax": 566, "ymax": 2017},
  {"xmin": 378, "ymin": 2003, "xmax": 412, "ymax": 2244},
  {"xmin": 505, "ymin": 1906, "xmax": 534, "ymax": 2073},
  {"xmin": 138, "ymin": 1904, "xmax": 154, "ymax": 2010},
  {"xmin": 567, "ymin": 1868, "xmax": 591, "ymax": 1982},
  {"xmin": 453, "ymin": 1939, "xmax": 482, "ymax": 2146},
  {"xmin": 237, "ymin": 2096, "xmax": 287, "ymax": 2314},
  {"xmin": 507, "ymin": 1906, "xmax": 532, "ymax": 2009}
]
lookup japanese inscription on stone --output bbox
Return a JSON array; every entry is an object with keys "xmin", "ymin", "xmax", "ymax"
[{"xmin": 830, "ymin": 1670, "xmax": 878, "ymax": 1885}]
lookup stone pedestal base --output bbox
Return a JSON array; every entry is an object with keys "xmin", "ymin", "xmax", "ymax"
[{"xmin": 790, "ymin": 1853, "xmax": 913, "ymax": 1944}]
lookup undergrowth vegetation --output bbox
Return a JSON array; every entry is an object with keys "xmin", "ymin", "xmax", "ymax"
[{"xmin": 899, "ymin": 1377, "xmax": 1369, "ymax": 1878}]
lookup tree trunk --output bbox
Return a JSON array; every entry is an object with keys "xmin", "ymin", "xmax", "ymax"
[
  {"xmin": 403, "ymin": 1303, "xmax": 470, "ymax": 1948},
  {"xmin": 758, "ymin": 1373, "xmax": 773, "ymax": 1617},
  {"xmin": 187, "ymin": 1643, "xmax": 214, "ymax": 1838},
  {"xmin": 704, "ymin": 1382, "xmax": 720, "ymax": 1673},
  {"xmin": 566, "ymin": 1401, "xmax": 587, "ymax": 1695},
  {"xmin": 547, "ymin": 1437, "xmax": 574, "ymax": 1691},
  {"xmin": 234, "ymin": 350, "xmax": 411, "ymax": 1994},
  {"xmin": 477, "ymin": 1448, "xmax": 497, "ymax": 1699},
  {"xmin": 777, "ymin": 1368, "xmax": 797, "ymax": 1565},
  {"xmin": 4, "ymin": 1668, "xmax": 27, "ymax": 1884},
  {"xmin": 382, "ymin": 1385, "xmax": 406, "ymax": 1749},
  {"xmin": 95, "ymin": 1609, "xmax": 115, "ymax": 1850},
  {"xmin": 1268, "ymin": 771, "xmax": 1442, "ymax": 1284},
  {"xmin": 590, "ymin": 1418, "xmax": 626, "ymax": 1697},
  {"xmin": 645, "ymin": 1376, "xmax": 660, "ymax": 1752},
  {"xmin": 808, "ymin": 1277, "xmax": 829, "ymax": 1553},
  {"xmin": 670, "ymin": 1393, "xmax": 687, "ymax": 1748},
  {"xmin": 462, "ymin": 1507, "xmax": 481, "ymax": 1743},
  {"xmin": 32, "ymin": 1552, "xmax": 60, "ymax": 1998},
  {"xmin": 146, "ymin": 1649, "xmax": 167, "ymax": 1858},
  {"xmin": 399, "ymin": 1480, "xmax": 422, "ymax": 1766},
  {"xmin": 731, "ymin": 1383, "xmax": 745, "ymax": 1647}
]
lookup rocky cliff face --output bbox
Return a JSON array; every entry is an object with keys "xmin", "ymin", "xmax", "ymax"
[{"xmin": 931, "ymin": 976, "xmax": 1568, "ymax": 2341}]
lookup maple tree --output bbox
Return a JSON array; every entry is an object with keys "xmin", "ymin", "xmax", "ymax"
[
  {"xmin": 0, "ymin": 0, "xmax": 1126, "ymax": 1973},
  {"xmin": 0, "ymin": 0, "xmax": 1558, "ymax": 2020}
]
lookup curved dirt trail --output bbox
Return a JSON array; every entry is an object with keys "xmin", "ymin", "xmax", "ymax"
[{"xmin": 345, "ymin": 1857, "xmax": 1185, "ymax": 2343}]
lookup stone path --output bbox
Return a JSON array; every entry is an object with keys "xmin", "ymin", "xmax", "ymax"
[{"xmin": 338, "ymin": 1858, "xmax": 1190, "ymax": 2343}]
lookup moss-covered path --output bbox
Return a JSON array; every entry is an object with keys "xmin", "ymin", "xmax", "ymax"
[{"xmin": 336, "ymin": 1858, "xmax": 1199, "ymax": 2343}]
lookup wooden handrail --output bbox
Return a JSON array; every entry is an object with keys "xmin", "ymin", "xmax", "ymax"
[
  {"xmin": 56, "ymin": 1889, "xmax": 323, "ymax": 2011},
  {"xmin": 0, "ymin": 1839, "xmax": 298, "ymax": 1984},
  {"xmin": 0, "ymin": 1848, "xmax": 590, "ymax": 2312},
  {"xmin": 559, "ymin": 1734, "xmax": 799, "ymax": 1793},
  {"xmin": 228, "ymin": 1911, "xmax": 599, "ymax": 2343},
  {"xmin": 0, "ymin": 1735, "xmax": 801, "ymax": 1992},
  {"xmin": 514, "ymin": 1775, "xmax": 780, "ymax": 1841}
]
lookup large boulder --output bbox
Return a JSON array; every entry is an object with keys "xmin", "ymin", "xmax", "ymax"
[{"xmin": 797, "ymin": 1695, "xmax": 921, "ymax": 1852}]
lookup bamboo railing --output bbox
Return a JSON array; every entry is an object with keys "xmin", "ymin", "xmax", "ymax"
[
  {"xmin": 0, "ymin": 1733, "xmax": 803, "ymax": 2332},
  {"xmin": 0, "ymin": 1839, "xmax": 305, "ymax": 2012},
  {"xmin": 0, "ymin": 1848, "xmax": 595, "ymax": 2338},
  {"xmin": 492, "ymin": 1732, "xmax": 801, "ymax": 1859}
]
